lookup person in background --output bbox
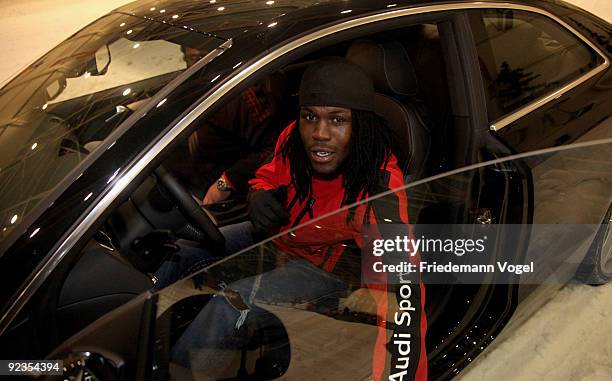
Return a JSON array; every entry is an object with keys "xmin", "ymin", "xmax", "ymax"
[{"xmin": 165, "ymin": 46, "xmax": 280, "ymax": 204}]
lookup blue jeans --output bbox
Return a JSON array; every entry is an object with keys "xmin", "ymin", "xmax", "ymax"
[
  {"xmin": 153, "ymin": 221, "xmax": 256, "ymax": 290},
  {"xmin": 170, "ymin": 255, "xmax": 348, "ymax": 377}
]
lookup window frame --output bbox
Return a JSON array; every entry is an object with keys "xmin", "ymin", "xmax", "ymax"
[{"xmin": 470, "ymin": 7, "xmax": 610, "ymax": 132}]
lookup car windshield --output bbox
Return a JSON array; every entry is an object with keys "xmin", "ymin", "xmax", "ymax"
[{"xmin": 0, "ymin": 13, "xmax": 223, "ymax": 240}]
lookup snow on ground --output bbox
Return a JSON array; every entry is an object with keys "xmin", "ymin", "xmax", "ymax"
[
  {"xmin": 458, "ymin": 284, "xmax": 612, "ymax": 381},
  {"xmin": 0, "ymin": 0, "xmax": 130, "ymax": 86},
  {"xmin": 0, "ymin": 1, "xmax": 611, "ymax": 380},
  {"xmin": 570, "ymin": 0, "xmax": 612, "ymax": 22}
]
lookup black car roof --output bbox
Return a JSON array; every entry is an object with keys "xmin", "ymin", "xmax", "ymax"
[
  {"xmin": 116, "ymin": 0, "xmax": 403, "ymax": 36},
  {"xmin": 114, "ymin": 0, "xmax": 564, "ymax": 41}
]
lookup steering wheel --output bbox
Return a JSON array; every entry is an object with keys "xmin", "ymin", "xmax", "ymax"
[{"xmin": 154, "ymin": 166, "xmax": 225, "ymax": 252}]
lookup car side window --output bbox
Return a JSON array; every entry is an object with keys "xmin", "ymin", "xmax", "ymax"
[{"xmin": 469, "ymin": 9, "xmax": 604, "ymax": 122}]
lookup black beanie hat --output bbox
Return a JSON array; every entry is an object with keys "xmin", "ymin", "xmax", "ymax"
[{"xmin": 299, "ymin": 57, "xmax": 375, "ymax": 112}]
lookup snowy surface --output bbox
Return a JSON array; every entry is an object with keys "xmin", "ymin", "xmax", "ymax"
[
  {"xmin": 0, "ymin": 0, "xmax": 130, "ymax": 86},
  {"xmin": 0, "ymin": 1, "xmax": 611, "ymax": 380},
  {"xmin": 570, "ymin": 0, "xmax": 612, "ymax": 22},
  {"xmin": 458, "ymin": 284, "xmax": 612, "ymax": 381}
]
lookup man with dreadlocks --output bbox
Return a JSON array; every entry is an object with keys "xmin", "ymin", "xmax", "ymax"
[{"xmin": 169, "ymin": 58, "xmax": 427, "ymax": 381}]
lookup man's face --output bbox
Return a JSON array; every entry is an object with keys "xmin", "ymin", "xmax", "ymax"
[
  {"xmin": 183, "ymin": 47, "xmax": 204, "ymax": 68},
  {"xmin": 299, "ymin": 106, "xmax": 352, "ymax": 176}
]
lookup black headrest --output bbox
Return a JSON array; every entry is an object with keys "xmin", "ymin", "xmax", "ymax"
[{"xmin": 346, "ymin": 40, "xmax": 418, "ymax": 97}]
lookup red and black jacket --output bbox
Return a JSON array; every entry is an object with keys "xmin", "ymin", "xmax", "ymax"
[{"xmin": 249, "ymin": 121, "xmax": 427, "ymax": 381}]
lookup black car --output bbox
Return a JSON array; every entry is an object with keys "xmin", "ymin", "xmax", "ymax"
[{"xmin": 0, "ymin": 0, "xmax": 611, "ymax": 380}]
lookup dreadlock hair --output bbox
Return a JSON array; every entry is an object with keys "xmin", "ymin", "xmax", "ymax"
[{"xmin": 280, "ymin": 109, "xmax": 393, "ymax": 208}]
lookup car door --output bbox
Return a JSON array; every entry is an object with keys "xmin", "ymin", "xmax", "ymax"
[{"xmin": 29, "ymin": 136, "xmax": 610, "ymax": 381}]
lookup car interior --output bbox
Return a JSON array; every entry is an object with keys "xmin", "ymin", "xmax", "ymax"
[{"xmin": 34, "ymin": 21, "xmax": 480, "ymax": 374}]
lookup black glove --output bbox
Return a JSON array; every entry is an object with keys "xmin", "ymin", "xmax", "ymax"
[{"xmin": 248, "ymin": 187, "xmax": 290, "ymax": 235}]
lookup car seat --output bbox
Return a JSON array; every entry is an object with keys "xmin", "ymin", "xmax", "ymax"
[{"xmin": 346, "ymin": 39, "xmax": 432, "ymax": 181}]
